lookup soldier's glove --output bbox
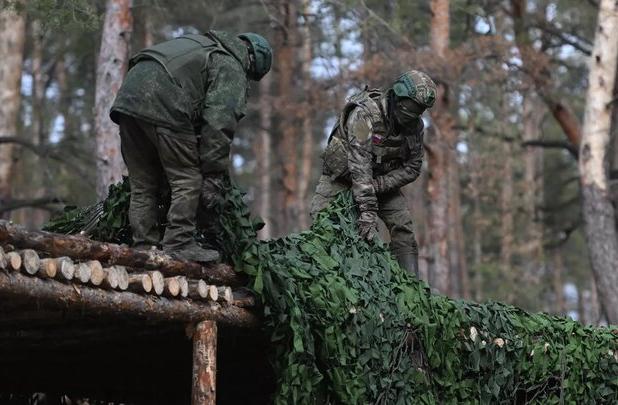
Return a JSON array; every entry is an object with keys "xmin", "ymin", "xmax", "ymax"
[
  {"xmin": 357, "ymin": 210, "xmax": 378, "ymax": 241},
  {"xmin": 201, "ymin": 174, "xmax": 228, "ymax": 211},
  {"xmin": 372, "ymin": 178, "xmax": 385, "ymax": 195}
]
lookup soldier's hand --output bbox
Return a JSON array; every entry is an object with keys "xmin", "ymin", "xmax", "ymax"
[
  {"xmin": 358, "ymin": 210, "xmax": 378, "ymax": 241},
  {"xmin": 372, "ymin": 177, "xmax": 385, "ymax": 194}
]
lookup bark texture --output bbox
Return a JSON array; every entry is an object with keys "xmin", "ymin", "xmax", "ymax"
[
  {"xmin": 579, "ymin": 0, "xmax": 618, "ymax": 324},
  {"xmin": 95, "ymin": 0, "xmax": 132, "ymax": 199},
  {"xmin": 427, "ymin": 0, "xmax": 453, "ymax": 295},
  {"xmin": 192, "ymin": 320, "xmax": 217, "ymax": 405},
  {"xmin": 0, "ymin": 271, "xmax": 258, "ymax": 327},
  {"xmin": 0, "ymin": 4, "xmax": 26, "ymax": 215},
  {"xmin": 276, "ymin": 0, "xmax": 299, "ymax": 233},
  {"xmin": 256, "ymin": 75, "xmax": 273, "ymax": 239},
  {"xmin": 297, "ymin": 1, "xmax": 314, "ymax": 229},
  {"xmin": 0, "ymin": 220, "xmax": 244, "ymax": 285}
]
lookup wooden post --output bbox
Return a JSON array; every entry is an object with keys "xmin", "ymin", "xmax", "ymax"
[{"xmin": 192, "ymin": 320, "xmax": 217, "ymax": 405}]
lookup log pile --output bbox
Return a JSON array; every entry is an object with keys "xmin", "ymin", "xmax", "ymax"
[{"xmin": 0, "ymin": 220, "xmax": 257, "ymax": 327}]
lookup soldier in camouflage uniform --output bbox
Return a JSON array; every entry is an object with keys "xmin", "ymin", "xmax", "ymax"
[
  {"xmin": 110, "ymin": 31, "xmax": 272, "ymax": 262},
  {"xmin": 310, "ymin": 70, "xmax": 436, "ymax": 275}
]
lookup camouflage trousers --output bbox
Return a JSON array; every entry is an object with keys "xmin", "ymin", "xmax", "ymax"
[
  {"xmin": 119, "ymin": 114, "xmax": 202, "ymax": 250},
  {"xmin": 310, "ymin": 175, "xmax": 418, "ymax": 256}
]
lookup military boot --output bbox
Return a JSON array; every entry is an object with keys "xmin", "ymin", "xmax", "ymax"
[
  {"xmin": 395, "ymin": 252, "xmax": 419, "ymax": 276},
  {"xmin": 167, "ymin": 242, "xmax": 220, "ymax": 263}
]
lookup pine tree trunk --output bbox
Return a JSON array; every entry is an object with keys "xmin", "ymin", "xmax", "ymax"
[
  {"xmin": 276, "ymin": 0, "xmax": 299, "ymax": 234},
  {"xmin": 256, "ymin": 75, "xmax": 273, "ymax": 239},
  {"xmin": 579, "ymin": 0, "xmax": 618, "ymax": 324},
  {"xmin": 0, "ymin": 4, "xmax": 26, "ymax": 218},
  {"xmin": 470, "ymin": 150, "xmax": 484, "ymax": 302},
  {"xmin": 522, "ymin": 94, "xmax": 545, "ymax": 286},
  {"xmin": 95, "ymin": 0, "xmax": 132, "ymax": 199},
  {"xmin": 551, "ymin": 248, "xmax": 565, "ymax": 315},
  {"xmin": 297, "ymin": 0, "xmax": 314, "ymax": 230},
  {"xmin": 500, "ymin": 138, "xmax": 515, "ymax": 303},
  {"xmin": 427, "ymin": 0, "xmax": 452, "ymax": 295}
]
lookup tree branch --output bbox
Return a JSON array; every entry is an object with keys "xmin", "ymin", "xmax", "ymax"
[
  {"xmin": 521, "ymin": 139, "xmax": 579, "ymax": 159},
  {"xmin": 0, "ymin": 136, "xmax": 94, "ymax": 186},
  {"xmin": 0, "ymin": 196, "xmax": 65, "ymax": 214}
]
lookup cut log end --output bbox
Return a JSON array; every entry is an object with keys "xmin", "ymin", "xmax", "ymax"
[
  {"xmin": 38, "ymin": 258, "xmax": 58, "ymax": 278},
  {"xmin": 164, "ymin": 277, "xmax": 181, "ymax": 297},
  {"xmin": 20, "ymin": 249, "xmax": 40, "ymax": 275},
  {"xmin": 103, "ymin": 267, "xmax": 119, "ymax": 289},
  {"xmin": 128, "ymin": 273, "xmax": 152, "ymax": 293},
  {"xmin": 217, "ymin": 286, "xmax": 233, "ymax": 304},
  {"xmin": 56, "ymin": 257, "xmax": 75, "ymax": 281},
  {"xmin": 6, "ymin": 252, "xmax": 22, "ymax": 271},
  {"xmin": 75, "ymin": 263, "xmax": 92, "ymax": 284},
  {"xmin": 88, "ymin": 260, "xmax": 105, "ymax": 286},
  {"xmin": 149, "ymin": 271, "xmax": 164, "ymax": 295},
  {"xmin": 115, "ymin": 266, "xmax": 129, "ymax": 290}
]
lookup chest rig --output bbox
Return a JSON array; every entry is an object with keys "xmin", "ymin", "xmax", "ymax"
[{"xmin": 323, "ymin": 88, "xmax": 411, "ymax": 179}]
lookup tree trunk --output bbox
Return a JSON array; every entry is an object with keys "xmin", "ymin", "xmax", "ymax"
[
  {"xmin": 551, "ymin": 248, "xmax": 565, "ymax": 315},
  {"xmin": 191, "ymin": 320, "xmax": 217, "ymax": 405},
  {"xmin": 0, "ymin": 271, "xmax": 257, "ymax": 327},
  {"xmin": 256, "ymin": 72, "xmax": 273, "ymax": 239},
  {"xmin": 522, "ymin": 93, "xmax": 545, "ymax": 286},
  {"xmin": 470, "ymin": 150, "xmax": 484, "ymax": 302},
  {"xmin": 511, "ymin": 0, "xmax": 582, "ymax": 149},
  {"xmin": 95, "ymin": 0, "xmax": 132, "ymax": 199},
  {"xmin": 500, "ymin": 140, "xmax": 515, "ymax": 303},
  {"xmin": 579, "ymin": 0, "xmax": 618, "ymax": 324},
  {"xmin": 427, "ymin": 0, "xmax": 452, "ymax": 295},
  {"xmin": 0, "ymin": 4, "xmax": 27, "ymax": 217},
  {"xmin": 0, "ymin": 220, "xmax": 243, "ymax": 285},
  {"xmin": 275, "ymin": 0, "xmax": 299, "ymax": 234},
  {"xmin": 297, "ymin": 0, "xmax": 314, "ymax": 230},
  {"xmin": 430, "ymin": 0, "xmax": 449, "ymax": 58}
]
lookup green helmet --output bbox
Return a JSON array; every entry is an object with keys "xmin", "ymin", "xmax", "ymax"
[
  {"xmin": 391, "ymin": 70, "xmax": 437, "ymax": 109},
  {"xmin": 238, "ymin": 32, "xmax": 273, "ymax": 81}
]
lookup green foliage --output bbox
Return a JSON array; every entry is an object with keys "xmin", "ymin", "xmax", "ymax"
[
  {"xmin": 233, "ymin": 192, "xmax": 618, "ymax": 404},
  {"xmin": 2, "ymin": 0, "xmax": 100, "ymax": 31},
  {"xmin": 46, "ymin": 183, "xmax": 618, "ymax": 403},
  {"xmin": 44, "ymin": 179, "xmax": 131, "ymax": 243}
]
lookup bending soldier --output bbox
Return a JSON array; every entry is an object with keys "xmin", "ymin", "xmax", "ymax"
[
  {"xmin": 110, "ymin": 31, "xmax": 273, "ymax": 262},
  {"xmin": 310, "ymin": 70, "xmax": 436, "ymax": 275}
]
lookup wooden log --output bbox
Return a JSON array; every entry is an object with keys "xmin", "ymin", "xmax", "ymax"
[
  {"xmin": 0, "ymin": 220, "xmax": 243, "ymax": 285},
  {"xmin": 0, "ymin": 270, "xmax": 258, "ymax": 327},
  {"xmin": 188, "ymin": 280, "xmax": 209, "ymax": 300},
  {"xmin": 38, "ymin": 258, "xmax": 58, "ymax": 278},
  {"xmin": 192, "ymin": 320, "xmax": 217, "ymax": 405},
  {"xmin": 88, "ymin": 260, "xmax": 105, "ymax": 286},
  {"xmin": 20, "ymin": 249, "xmax": 40, "ymax": 275},
  {"xmin": 208, "ymin": 285, "xmax": 218, "ymax": 301},
  {"xmin": 103, "ymin": 267, "xmax": 119, "ymax": 289},
  {"xmin": 74, "ymin": 262, "xmax": 92, "ymax": 284},
  {"xmin": 128, "ymin": 273, "xmax": 152, "ymax": 294},
  {"xmin": 115, "ymin": 266, "xmax": 129, "ymax": 291},
  {"xmin": 217, "ymin": 287, "xmax": 233, "ymax": 304},
  {"xmin": 149, "ymin": 271, "xmax": 165, "ymax": 295},
  {"xmin": 164, "ymin": 277, "xmax": 181, "ymax": 297},
  {"xmin": 6, "ymin": 251, "xmax": 21, "ymax": 271},
  {"xmin": 232, "ymin": 289, "xmax": 257, "ymax": 308},
  {"xmin": 178, "ymin": 276, "xmax": 189, "ymax": 298},
  {"xmin": 0, "ymin": 246, "xmax": 7, "ymax": 269},
  {"xmin": 55, "ymin": 257, "xmax": 75, "ymax": 281}
]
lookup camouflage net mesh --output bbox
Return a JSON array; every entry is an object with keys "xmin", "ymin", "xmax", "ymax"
[{"xmin": 46, "ymin": 180, "xmax": 618, "ymax": 404}]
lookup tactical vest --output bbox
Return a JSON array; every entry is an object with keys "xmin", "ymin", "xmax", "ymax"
[
  {"xmin": 324, "ymin": 89, "xmax": 413, "ymax": 179},
  {"xmin": 129, "ymin": 33, "xmax": 241, "ymax": 123}
]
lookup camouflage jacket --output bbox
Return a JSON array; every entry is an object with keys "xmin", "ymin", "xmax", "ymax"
[
  {"xmin": 110, "ymin": 30, "xmax": 250, "ymax": 139},
  {"xmin": 323, "ymin": 89, "xmax": 424, "ymax": 212}
]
